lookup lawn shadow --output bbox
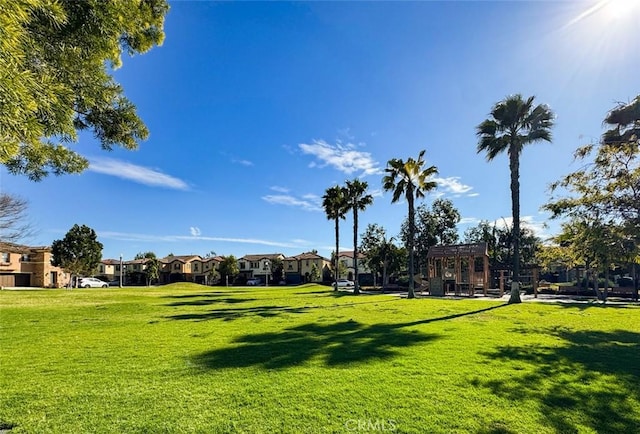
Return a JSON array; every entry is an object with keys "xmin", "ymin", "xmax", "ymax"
[
  {"xmin": 192, "ymin": 319, "xmax": 441, "ymax": 369},
  {"xmin": 166, "ymin": 305, "xmax": 314, "ymax": 321},
  {"xmin": 475, "ymin": 328, "xmax": 640, "ymax": 432},
  {"xmin": 165, "ymin": 297, "xmax": 257, "ymax": 307},
  {"xmin": 191, "ymin": 304, "xmax": 507, "ymax": 369}
]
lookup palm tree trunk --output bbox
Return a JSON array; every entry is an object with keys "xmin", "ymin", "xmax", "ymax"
[
  {"xmin": 509, "ymin": 147, "xmax": 522, "ymax": 304},
  {"xmin": 407, "ymin": 195, "xmax": 416, "ymax": 299},
  {"xmin": 353, "ymin": 207, "xmax": 360, "ymax": 295},
  {"xmin": 334, "ymin": 217, "xmax": 339, "ymax": 291}
]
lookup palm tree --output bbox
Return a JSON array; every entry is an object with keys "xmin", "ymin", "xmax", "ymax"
[
  {"xmin": 322, "ymin": 185, "xmax": 348, "ymax": 291},
  {"xmin": 345, "ymin": 179, "xmax": 373, "ymax": 295},
  {"xmin": 383, "ymin": 150, "xmax": 438, "ymax": 299},
  {"xmin": 477, "ymin": 94, "xmax": 554, "ymax": 304}
]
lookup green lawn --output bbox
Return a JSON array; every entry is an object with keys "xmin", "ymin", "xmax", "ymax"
[{"xmin": 1, "ymin": 284, "xmax": 639, "ymax": 433}]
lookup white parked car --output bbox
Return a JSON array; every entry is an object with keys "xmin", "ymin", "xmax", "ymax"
[
  {"xmin": 78, "ymin": 277, "xmax": 108, "ymax": 288},
  {"xmin": 246, "ymin": 278, "xmax": 262, "ymax": 286},
  {"xmin": 333, "ymin": 279, "xmax": 355, "ymax": 288}
]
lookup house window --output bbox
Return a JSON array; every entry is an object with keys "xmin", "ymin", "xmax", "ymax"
[
  {"xmin": 306, "ymin": 260, "xmax": 309, "ymax": 266},
  {"xmin": 240, "ymin": 263, "xmax": 246, "ymax": 269},
  {"xmin": 288, "ymin": 263, "xmax": 293, "ymax": 270},
  {"xmin": 21, "ymin": 254, "xmax": 31, "ymax": 262},
  {"xmin": 174, "ymin": 263, "xmax": 180, "ymax": 270},
  {"xmin": 115, "ymin": 265, "xmax": 120, "ymax": 271},
  {"xmin": 1, "ymin": 252, "xmax": 9, "ymax": 263},
  {"xmin": 250, "ymin": 261, "xmax": 259, "ymax": 268},
  {"xmin": 99, "ymin": 265, "xmax": 104, "ymax": 272},
  {"xmin": 193, "ymin": 263, "xmax": 199, "ymax": 272}
]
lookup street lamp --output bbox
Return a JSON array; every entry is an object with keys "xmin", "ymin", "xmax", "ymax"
[
  {"xmin": 264, "ymin": 260, "xmax": 270, "ymax": 287},
  {"xmin": 119, "ymin": 254, "xmax": 123, "ymax": 288}
]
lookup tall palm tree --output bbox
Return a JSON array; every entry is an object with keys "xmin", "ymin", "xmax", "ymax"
[
  {"xmin": 345, "ymin": 179, "xmax": 373, "ymax": 295},
  {"xmin": 322, "ymin": 185, "xmax": 348, "ymax": 291},
  {"xmin": 477, "ymin": 94, "xmax": 554, "ymax": 304},
  {"xmin": 383, "ymin": 150, "xmax": 438, "ymax": 299}
]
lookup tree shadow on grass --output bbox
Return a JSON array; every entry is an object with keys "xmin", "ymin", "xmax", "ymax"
[
  {"xmin": 165, "ymin": 297, "xmax": 257, "ymax": 307},
  {"xmin": 192, "ymin": 320, "xmax": 441, "ymax": 369},
  {"xmin": 166, "ymin": 305, "xmax": 314, "ymax": 322},
  {"xmin": 475, "ymin": 328, "xmax": 640, "ymax": 433},
  {"xmin": 191, "ymin": 304, "xmax": 508, "ymax": 369}
]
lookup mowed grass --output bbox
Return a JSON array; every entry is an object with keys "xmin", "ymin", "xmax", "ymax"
[{"xmin": 1, "ymin": 284, "xmax": 639, "ymax": 433}]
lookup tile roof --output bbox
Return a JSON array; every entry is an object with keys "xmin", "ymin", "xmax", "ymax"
[{"xmin": 239, "ymin": 253, "xmax": 284, "ymax": 261}]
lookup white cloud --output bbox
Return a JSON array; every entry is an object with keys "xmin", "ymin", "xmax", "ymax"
[
  {"xmin": 233, "ymin": 159, "xmax": 254, "ymax": 166},
  {"xmin": 369, "ymin": 188, "xmax": 384, "ymax": 198},
  {"xmin": 88, "ymin": 157, "xmax": 189, "ymax": 190},
  {"xmin": 270, "ymin": 186, "xmax": 290, "ymax": 193},
  {"xmin": 434, "ymin": 176, "xmax": 476, "ymax": 197},
  {"xmin": 459, "ymin": 217, "xmax": 481, "ymax": 225},
  {"xmin": 493, "ymin": 216, "xmax": 551, "ymax": 239},
  {"xmin": 99, "ymin": 231, "xmax": 302, "ymax": 248},
  {"xmin": 262, "ymin": 194, "xmax": 322, "ymax": 212},
  {"xmin": 298, "ymin": 139, "xmax": 383, "ymax": 176},
  {"xmin": 190, "ymin": 227, "xmax": 201, "ymax": 236}
]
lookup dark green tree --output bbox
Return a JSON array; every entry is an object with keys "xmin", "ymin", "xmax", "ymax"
[
  {"xmin": 383, "ymin": 150, "xmax": 438, "ymax": 298},
  {"xmin": 51, "ymin": 224, "xmax": 103, "ymax": 287},
  {"xmin": 477, "ymin": 94, "xmax": 554, "ymax": 303},
  {"xmin": 546, "ymin": 96, "xmax": 640, "ymax": 297},
  {"xmin": 360, "ymin": 223, "xmax": 404, "ymax": 290},
  {"xmin": 322, "ymin": 185, "xmax": 349, "ymax": 290},
  {"xmin": 400, "ymin": 198, "xmax": 461, "ymax": 274},
  {"xmin": 145, "ymin": 257, "xmax": 160, "ymax": 286},
  {"xmin": 0, "ymin": 0, "xmax": 169, "ymax": 180},
  {"xmin": 218, "ymin": 255, "xmax": 239, "ymax": 286},
  {"xmin": 345, "ymin": 178, "xmax": 374, "ymax": 295}
]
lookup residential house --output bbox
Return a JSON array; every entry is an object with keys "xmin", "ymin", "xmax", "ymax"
[
  {"xmin": 123, "ymin": 258, "xmax": 150, "ymax": 285},
  {"xmin": 191, "ymin": 256, "xmax": 223, "ymax": 284},
  {"xmin": 159, "ymin": 255, "xmax": 201, "ymax": 284},
  {"xmin": 0, "ymin": 242, "xmax": 70, "ymax": 288},
  {"xmin": 238, "ymin": 253, "xmax": 285, "ymax": 283},
  {"xmin": 338, "ymin": 250, "xmax": 372, "ymax": 284},
  {"xmin": 97, "ymin": 258, "xmax": 121, "ymax": 281},
  {"xmin": 283, "ymin": 252, "xmax": 331, "ymax": 284}
]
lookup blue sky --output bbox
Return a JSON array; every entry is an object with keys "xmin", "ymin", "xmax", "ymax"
[{"xmin": 4, "ymin": 0, "xmax": 639, "ymax": 261}]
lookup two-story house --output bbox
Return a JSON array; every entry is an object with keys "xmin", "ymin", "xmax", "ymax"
[
  {"xmin": 283, "ymin": 252, "xmax": 331, "ymax": 284},
  {"xmin": 159, "ymin": 255, "xmax": 201, "ymax": 284},
  {"xmin": 97, "ymin": 259, "xmax": 121, "ymax": 281},
  {"xmin": 0, "ymin": 242, "xmax": 70, "ymax": 288},
  {"xmin": 238, "ymin": 253, "xmax": 285, "ymax": 283},
  {"xmin": 190, "ymin": 256, "xmax": 223, "ymax": 284},
  {"xmin": 338, "ymin": 250, "xmax": 371, "ymax": 283}
]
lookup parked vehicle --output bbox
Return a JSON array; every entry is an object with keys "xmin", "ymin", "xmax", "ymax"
[
  {"xmin": 246, "ymin": 278, "xmax": 262, "ymax": 286},
  {"xmin": 78, "ymin": 277, "xmax": 108, "ymax": 288},
  {"xmin": 333, "ymin": 279, "xmax": 355, "ymax": 288},
  {"xmin": 108, "ymin": 280, "xmax": 121, "ymax": 287}
]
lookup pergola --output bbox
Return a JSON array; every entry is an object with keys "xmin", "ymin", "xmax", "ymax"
[{"xmin": 426, "ymin": 243, "xmax": 489, "ymax": 296}]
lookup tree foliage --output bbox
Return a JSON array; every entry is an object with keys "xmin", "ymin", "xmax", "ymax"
[
  {"xmin": 463, "ymin": 220, "xmax": 542, "ymax": 271},
  {"xmin": 545, "ymin": 96, "xmax": 640, "ymax": 295},
  {"xmin": 360, "ymin": 223, "xmax": 404, "ymax": 289},
  {"xmin": 145, "ymin": 257, "xmax": 160, "ymax": 286},
  {"xmin": 322, "ymin": 185, "xmax": 349, "ymax": 290},
  {"xmin": 218, "ymin": 255, "xmax": 239, "ymax": 285},
  {"xmin": 477, "ymin": 94, "xmax": 554, "ymax": 303},
  {"xmin": 382, "ymin": 150, "xmax": 438, "ymax": 298},
  {"xmin": 400, "ymin": 198, "xmax": 460, "ymax": 273},
  {"xmin": 51, "ymin": 224, "xmax": 103, "ymax": 285},
  {"xmin": 0, "ymin": 0, "xmax": 169, "ymax": 180},
  {"xmin": 345, "ymin": 178, "xmax": 373, "ymax": 294},
  {"xmin": 134, "ymin": 251, "xmax": 157, "ymax": 260},
  {"xmin": 0, "ymin": 193, "xmax": 34, "ymax": 243}
]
